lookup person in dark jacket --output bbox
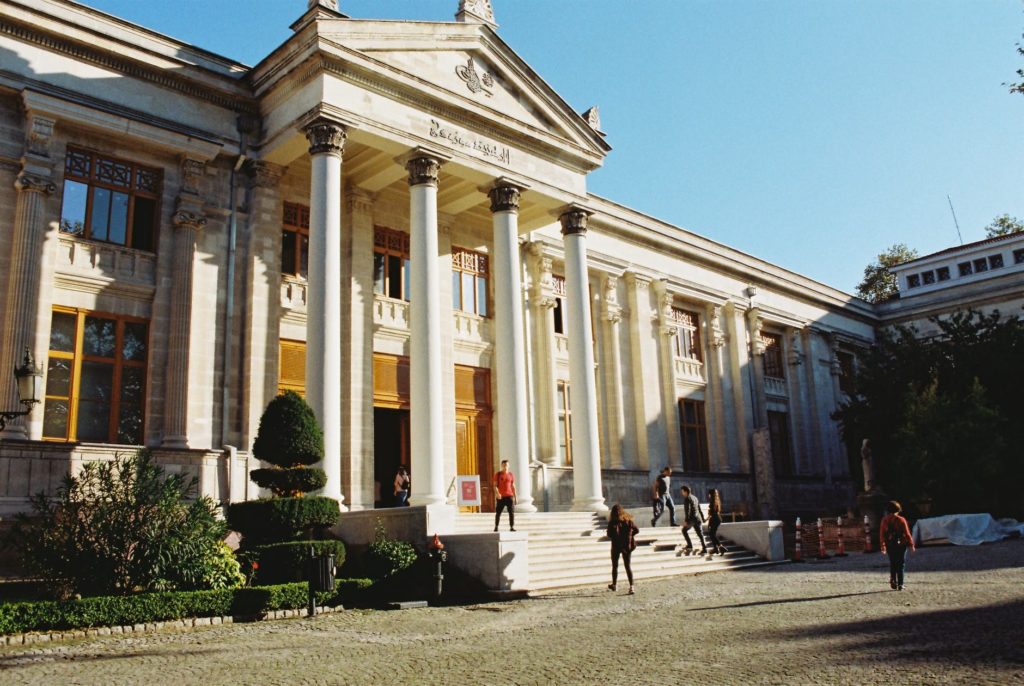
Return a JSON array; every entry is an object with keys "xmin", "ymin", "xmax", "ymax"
[
  {"xmin": 879, "ymin": 500, "xmax": 916, "ymax": 590},
  {"xmin": 650, "ymin": 466, "xmax": 678, "ymax": 527},
  {"xmin": 607, "ymin": 504, "xmax": 640, "ymax": 594},
  {"xmin": 679, "ymin": 485, "xmax": 707, "ymax": 555},
  {"xmin": 706, "ymin": 488, "xmax": 725, "ymax": 555}
]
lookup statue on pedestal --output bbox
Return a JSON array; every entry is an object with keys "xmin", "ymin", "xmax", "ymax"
[{"xmin": 861, "ymin": 438, "xmax": 876, "ymax": 493}]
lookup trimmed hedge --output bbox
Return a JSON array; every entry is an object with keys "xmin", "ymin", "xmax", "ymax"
[
  {"xmin": 250, "ymin": 467, "xmax": 328, "ymax": 498},
  {"xmin": 0, "ymin": 579, "xmax": 374, "ymax": 636},
  {"xmin": 243, "ymin": 540, "xmax": 347, "ymax": 585},
  {"xmin": 252, "ymin": 391, "xmax": 323, "ymax": 468},
  {"xmin": 227, "ymin": 496, "xmax": 340, "ymax": 544}
]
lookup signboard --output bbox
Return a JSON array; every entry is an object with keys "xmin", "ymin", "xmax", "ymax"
[{"xmin": 457, "ymin": 475, "xmax": 482, "ymax": 507}]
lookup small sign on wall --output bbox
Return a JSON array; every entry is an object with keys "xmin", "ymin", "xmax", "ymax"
[{"xmin": 457, "ymin": 475, "xmax": 481, "ymax": 507}]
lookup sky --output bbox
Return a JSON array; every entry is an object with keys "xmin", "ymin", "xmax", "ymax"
[{"xmin": 78, "ymin": 0, "xmax": 1024, "ymax": 295}]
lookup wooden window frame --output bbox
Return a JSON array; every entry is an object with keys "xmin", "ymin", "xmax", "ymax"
[
  {"xmin": 451, "ymin": 246, "xmax": 490, "ymax": 317},
  {"xmin": 281, "ymin": 203, "xmax": 310, "ymax": 278},
  {"xmin": 670, "ymin": 307, "xmax": 703, "ymax": 362},
  {"xmin": 278, "ymin": 339, "xmax": 306, "ymax": 396},
  {"xmin": 59, "ymin": 146, "xmax": 162, "ymax": 251},
  {"xmin": 373, "ymin": 226, "xmax": 412, "ymax": 301},
  {"xmin": 760, "ymin": 332, "xmax": 785, "ymax": 380},
  {"xmin": 768, "ymin": 410, "xmax": 794, "ymax": 477},
  {"xmin": 556, "ymin": 379, "xmax": 573, "ymax": 466},
  {"xmin": 43, "ymin": 306, "xmax": 149, "ymax": 445},
  {"xmin": 678, "ymin": 398, "xmax": 710, "ymax": 472}
]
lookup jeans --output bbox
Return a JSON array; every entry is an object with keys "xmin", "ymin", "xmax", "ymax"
[
  {"xmin": 495, "ymin": 496, "xmax": 515, "ymax": 530},
  {"xmin": 887, "ymin": 545, "xmax": 908, "ymax": 587},
  {"xmin": 682, "ymin": 519, "xmax": 705, "ymax": 550},
  {"xmin": 394, "ymin": 490, "xmax": 409, "ymax": 507},
  {"xmin": 611, "ymin": 547, "xmax": 634, "ymax": 586},
  {"xmin": 707, "ymin": 512, "xmax": 723, "ymax": 549},
  {"xmin": 652, "ymin": 494, "xmax": 677, "ymax": 526}
]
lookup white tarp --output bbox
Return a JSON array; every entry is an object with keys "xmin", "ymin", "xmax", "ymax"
[{"xmin": 912, "ymin": 513, "xmax": 1024, "ymax": 546}]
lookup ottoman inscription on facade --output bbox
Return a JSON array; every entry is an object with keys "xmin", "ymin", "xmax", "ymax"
[{"xmin": 429, "ymin": 118, "xmax": 510, "ymax": 165}]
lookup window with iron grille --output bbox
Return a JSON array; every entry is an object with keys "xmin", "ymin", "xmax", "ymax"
[
  {"xmin": 373, "ymin": 227, "xmax": 411, "ymax": 301},
  {"xmin": 760, "ymin": 332, "xmax": 784, "ymax": 379},
  {"xmin": 670, "ymin": 308, "xmax": 702, "ymax": 362},
  {"xmin": 678, "ymin": 398, "xmax": 709, "ymax": 471},
  {"xmin": 59, "ymin": 148, "xmax": 162, "ymax": 251},
  {"xmin": 451, "ymin": 247, "xmax": 489, "ymax": 316}
]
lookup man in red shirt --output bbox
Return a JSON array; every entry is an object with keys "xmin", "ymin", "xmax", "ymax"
[{"xmin": 494, "ymin": 460, "xmax": 517, "ymax": 532}]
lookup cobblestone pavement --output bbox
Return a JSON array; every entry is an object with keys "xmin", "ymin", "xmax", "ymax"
[{"xmin": 2, "ymin": 539, "xmax": 1022, "ymax": 685}]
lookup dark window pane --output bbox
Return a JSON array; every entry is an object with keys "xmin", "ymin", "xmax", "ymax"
[
  {"xmin": 922, "ymin": 271, "xmax": 935, "ymax": 285},
  {"xmin": 46, "ymin": 357, "xmax": 72, "ymax": 396},
  {"xmin": 119, "ymin": 366, "xmax": 146, "ymax": 404},
  {"xmin": 300, "ymin": 235, "xmax": 309, "ymax": 279},
  {"xmin": 403, "ymin": 258, "xmax": 411, "ymax": 301},
  {"xmin": 117, "ymin": 403, "xmax": 144, "ymax": 445},
  {"xmin": 281, "ymin": 231, "xmax": 296, "ymax": 275},
  {"xmin": 958, "ymin": 262, "xmax": 972, "ymax": 276},
  {"xmin": 83, "ymin": 317, "xmax": 116, "ymax": 358},
  {"xmin": 131, "ymin": 197, "xmax": 156, "ymax": 251},
  {"xmin": 937, "ymin": 267, "xmax": 950, "ymax": 281},
  {"xmin": 108, "ymin": 191, "xmax": 129, "ymax": 245},
  {"xmin": 122, "ymin": 322, "xmax": 148, "ymax": 361},
  {"xmin": 77, "ymin": 361, "xmax": 113, "ymax": 442},
  {"xmin": 373, "ymin": 252, "xmax": 385, "ymax": 294},
  {"xmin": 989, "ymin": 254, "xmax": 1004, "ymax": 269},
  {"xmin": 90, "ymin": 187, "xmax": 111, "ymax": 241},
  {"xmin": 60, "ymin": 180, "xmax": 88, "ymax": 236},
  {"xmin": 973, "ymin": 258, "xmax": 988, "ymax": 273},
  {"xmin": 42, "ymin": 399, "xmax": 70, "ymax": 439},
  {"xmin": 553, "ymin": 298, "xmax": 565, "ymax": 334},
  {"xmin": 387, "ymin": 255, "xmax": 402, "ymax": 299},
  {"xmin": 50, "ymin": 312, "xmax": 77, "ymax": 352}
]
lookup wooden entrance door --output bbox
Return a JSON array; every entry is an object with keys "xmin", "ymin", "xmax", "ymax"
[{"xmin": 454, "ymin": 365, "xmax": 493, "ymax": 512}]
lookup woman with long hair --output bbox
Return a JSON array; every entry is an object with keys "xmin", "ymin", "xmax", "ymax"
[
  {"xmin": 707, "ymin": 488, "xmax": 726, "ymax": 555},
  {"xmin": 606, "ymin": 503, "xmax": 640, "ymax": 594},
  {"xmin": 879, "ymin": 500, "xmax": 915, "ymax": 590}
]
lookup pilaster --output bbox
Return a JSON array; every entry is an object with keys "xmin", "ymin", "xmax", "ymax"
[
  {"xmin": 653, "ymin": 280, "xmax": 681, "ymax": 468},
  {"xmin": 703, "ymin": 303, "xmax": 730, "ymax": 471},
  {"xmin": 526, "ymin": 243, "xmax": 559, "ymax": 466},
  {"xmin": 599, "ymin": 274, "xmax": 626, "ymax": 469},
  {"xmin": 624, "ymin": 271, "xmax": 659, "ymax": 472}
]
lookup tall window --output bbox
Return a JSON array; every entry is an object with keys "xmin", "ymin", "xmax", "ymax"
[
  {"xmin": 678, "ymin": 398, "xmax": 709, "ymax": 471},
  {"xmin": 281, "ymin": 203, "xmax": 309, "ymax": 278},
  {"xmin": 767, "ymin": 410, "xmax": 793, "ymax": 476},
  {"xmin": 43, "ymin": 308, "xmax": 148, "ymax": 444},
  {"xmin": 279, "ymin": 339, "xmax": 306, "ymax": 396},
  {"xmin": 760, "ymin": 332, "xmax": 784, "ymax": 379},
  {"xmin": 837, "ymin": 350, "xmax": 855, "ymax": 395},
  {"xmin": 373, "ymin": 227, "xmax": 411, "ymax": 301},
  {"xmin": 556, "ymin": 380, "xmax": 573, "ymax": 465},
  {"xmin": 451, "ymin": 247, "xmax": 489, "ymax": 316},
  {"xmin": 552, "ymin": 275, "xmax": 567, "ymax": 335},
  {"xmin": 670, "ymin": 308, "xmax": 702, "ymax": 361},
  {"xmin": 59, "ymin": 147, "xmax": 161, "ymax": 251}
]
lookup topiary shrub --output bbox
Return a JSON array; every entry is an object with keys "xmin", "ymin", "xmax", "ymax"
[
  {"xmin": 242, "ymin": 540, "xmax": 346, "ymax": 585},
  {"xmin": 251, "ymin": 391, "xmax": 325, "ymax": 497},
  {"xmin": 365, "ymin": 520, "xmax": 417, "ymax": 580},
  {"xmin": 227, "ymin": 497, "xmax": 340, "ymax": 545}
]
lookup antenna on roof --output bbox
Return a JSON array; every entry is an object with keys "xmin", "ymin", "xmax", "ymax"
[{"xmin": 946, "ymin": 195, "xmax": 963, "ymax": 246}]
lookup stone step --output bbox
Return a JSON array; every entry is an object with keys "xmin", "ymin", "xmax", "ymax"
[
  {"xmin": 529, "ymin": 549, "xmax": 750, "ymax": 574},
  {"xmin": 529, "ymin": 557, "xmax": 774, "ymax": 590}
]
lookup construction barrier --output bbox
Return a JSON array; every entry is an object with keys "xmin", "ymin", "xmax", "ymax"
[
  {"xmin": 792, "ymin": 517, "xmax": 804, "ymax": 562},
  {"xmin": 835, "ymin": 516, "xmax": 848, "ymax": 556},
  {"xmin": 816, "ymin": 518, "xmax": 829, "ymax": 559},
  {"xmin": 862, "ymin": 515, "xmax": 874, "ymax": 553}
]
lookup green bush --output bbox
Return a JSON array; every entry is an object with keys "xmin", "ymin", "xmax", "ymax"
[
  {"xmin": 252, "ymin": 391, "xmax": 324, "ymax": 469},
  {"xmin": 7, "ymin": 450, "xmax": 234, "ymax": 598},
  {"xmin": 250, "ymin": 467, "xmax": 327, "ymax": 498},
  {"xmin": 0, "ymin": 580, "xmax": 375, "ymax": 636},
  {"xmin": 227, "ymin": 497, "xmax": 340, "ymax": 544},
  {"xmin": 365, "ymin": 521, "xmax": 418, "ymax": 580},
  {"xmin": 242, "ymin": 540, "xmax": 346, "ymax": 585}
]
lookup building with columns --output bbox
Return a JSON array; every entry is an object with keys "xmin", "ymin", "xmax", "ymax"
[{"xmin": 1, "ymin": 0, "xmax": 881, "ymax": 525}]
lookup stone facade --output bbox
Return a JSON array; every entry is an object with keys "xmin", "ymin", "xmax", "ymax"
[{"xmin": 0, "ymin": 0, "xmax": 891, "ymax": 524}]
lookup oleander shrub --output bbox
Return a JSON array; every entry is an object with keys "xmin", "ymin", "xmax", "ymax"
[
  {"xmin": 226, "ymin": 497, "xmax": 341, "ymax": 545},
  {"xmin": 365, "ymin": 520, "xmax": 418, "ymax": 580},
  {"xmin": 7, "ymin": 450, "xmax": 239, "ymax": 599},
  {"xmin": 241, "ymin": 540, "xmax": 346, "ymax": 585},
  {"xmin": 250, "ymin": 391, "xmax": 325, "ymax": 497}
]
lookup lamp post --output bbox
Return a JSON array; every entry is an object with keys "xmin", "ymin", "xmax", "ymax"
[{"xmin": 0, "ymin": 348, "xmax": 43, "ymax": 432}]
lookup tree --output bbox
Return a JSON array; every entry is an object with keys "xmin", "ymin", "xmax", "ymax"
[
  {"xmin": 983, "ymin": 214, "xmax": 1024, "ymax": 237},
  {"xmin": 856, "ymin": 243, "xmax": 918, "ymax": 303},
  {"xmin": 9, "ymin": 451, "xmax": 243, "ymax": 598},
  {"xmin": 1010, "ymin": 33, "xmax": 1024, "ymax": 95},
  {"xmin": 249, "ymin": 390, "xmax": 327, "ymax": 496}
]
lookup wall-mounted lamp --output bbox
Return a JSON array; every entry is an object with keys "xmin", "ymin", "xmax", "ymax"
[
  {"xmin": 744, "ymin": 285, "xmax": 758, "ymax": 299},
  {"xmin": 0, "ymin": 349, "xmax": 43, "ymax": 433}
]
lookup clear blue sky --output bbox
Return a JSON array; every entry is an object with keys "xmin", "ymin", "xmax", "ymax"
[{"xmin": 80, "ymin": 0, "xmax": 1024, "ymax": 295}]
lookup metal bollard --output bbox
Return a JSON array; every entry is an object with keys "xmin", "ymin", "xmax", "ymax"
[
  {"xmin": 862, "ymin": 515, "xmax": 874, "ymax": 554},
  {"xmin": 816, "ymin": 518, "xmax": 829, "ymax": 559},
  {"xmin": 792, "ymin": 517, "xmax": 804, "ymax": 562},
  {"xmin": 427, "ymin": 533, "xmax": 447, "ymax": 600},
  {"xmin": 835, "ymin": 516, "xmax": 848, "ymax": 557}
]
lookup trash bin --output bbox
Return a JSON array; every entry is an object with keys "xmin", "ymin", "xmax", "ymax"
[{"xmin": 308, "ymin": 551, "xmax": 336, "ymax": 593}]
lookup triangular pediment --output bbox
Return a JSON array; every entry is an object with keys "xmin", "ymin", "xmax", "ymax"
[{"xmin": 310, "ymin": 20, "xmax": 610, "ymax": 167}]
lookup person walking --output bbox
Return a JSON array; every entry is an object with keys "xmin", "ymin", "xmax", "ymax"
[
  {"xmin": 680, "ymin": 485, "xmax": 707, "ymax": 555},
  {"xmin": 706, "ymin": 488, "xmax": 725, "ymax": 555},
  {"xmin": 607, "ymin": 504, "xmax": 639, "ymax": 594},
  {"xmin": 879, "ymin": 500, "xmax": 915, "ymax": 590},
  {"xmin": 494, "ymin": 460, "xmax": 517, "ymax": 532},
  {"xmin": 651, "ymin": 467, "xmax": 678, "ymax": 527},
  {"xmin": 393, "ymin": 465, "xmax": 411, "ymax": 507}
]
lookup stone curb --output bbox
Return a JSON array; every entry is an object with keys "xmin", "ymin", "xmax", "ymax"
[{"xmin": 1, "ymin": 604, "xmax": 343, "ymax": 646}]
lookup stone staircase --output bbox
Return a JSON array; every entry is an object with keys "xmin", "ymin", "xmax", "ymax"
[{"xmin": 454, "ymin": 511, "xmax": 774, "ymax": 591}]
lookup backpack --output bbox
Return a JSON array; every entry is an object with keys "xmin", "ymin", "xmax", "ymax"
[{"xmin": 885, "ymin": 516, "xmax": 907, "ymax": 548}]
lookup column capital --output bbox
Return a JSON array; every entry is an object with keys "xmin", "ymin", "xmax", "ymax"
[
  {"xmin": 14, "ymin": 172, "xmax": 55, "ymax": 195},
  {"xmin": 747, "ymin": 308, "xmax": 766, "ymax": 356},
  {"xmin": 179, "ymin": 157, "xmax": 206, "ymax": 196},
  {"xmin": 705, "ymin": 303, "xmax": 727, "ymax": 348},
  {"xmin": 403, "ymin": 149, "xmax": 448, "ymax": 187},
  {"xmin": 304, "ymin": 118, "xmax": 347, "ymax": 157},
  {"xmin": 173, "ymin": 196, "xmax": 207, "ymax": 232},
  {"xmin": 24, "ymin": 114, "xmax": 56, "ymax": 159},
  {"xmin": 487, "ymin": 178, "xmax": 529, "ymax": 213},
  {"xmin": 246, "ymin": 160, "xmax": 286, "ymax": 189},
  {"xmin": 557, "ymin": 204, "xmax": 592, "ymax": 237}
]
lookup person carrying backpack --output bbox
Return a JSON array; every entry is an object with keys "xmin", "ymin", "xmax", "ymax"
[{"xmin": 879, "ymin": 500, "xmax": 916, "ymax": 590}]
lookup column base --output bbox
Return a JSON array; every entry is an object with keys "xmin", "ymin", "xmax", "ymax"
[
  {"xmin": 571, "ymin": 497, "xmax": 609, "ymax": 515},
  {"xmin": 409, "ymin": 494, "xmax": 447, "ymax": 508},
  {"xmin": 514, "ymin": 500, "xmax": 537, "ymax": 513},
  {"xmin": 161, "ymin": 435, "xmax": 189, "ymax": 449}
]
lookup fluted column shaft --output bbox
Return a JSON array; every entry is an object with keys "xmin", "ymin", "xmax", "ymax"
[
  {"xmin": 489, "ymin": 182, "xmax": 535, "ymax": 512},
  {"xmin": 408, "ymin": 154, "xmax": 446, "ymax": 506},
  {"xmin": 560, "ymin": 207, "xmax": 607, "ymax": 514},
  {"xmin": 304, "ymin": 119, "xmax": 347, "ymax": 507}
]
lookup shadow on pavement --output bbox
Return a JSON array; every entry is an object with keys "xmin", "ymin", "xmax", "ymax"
[
  {"xmin": 769, "ymin": 598, "xmax": 1024, "ymax": 666},
  {"xmin": 0, "ymin": 646, "xmax": 222, "ymax": 669},
  {"xmin": 687, "ymin": 590, "xmax": 887, "ymax": 612}
]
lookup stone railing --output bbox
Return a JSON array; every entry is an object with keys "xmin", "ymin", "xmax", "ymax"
[
  {"xmin": 280, "ymin": 278, "xmax": 307, "ymax": 313},
  {"xmin": 554, "ymin": 334, "xmax": 570, "ymax": 358},
  {"xmin": 452, "ymin": 310, "xmax": 491, "ymax": 344},
  {"xmin": 674, "ymin": 357, "xmax": 705, "ymax": 383},
  {"xmin": 54, "ymin": 236, "xmax": 157, "ymax": 291},
  {"xmin": 764, "ymin": 376, "xmax": 788, "ymax": 398},
  {"xmin": 374, "ymin": 295, "xmax": 409, "ymax": 331}
]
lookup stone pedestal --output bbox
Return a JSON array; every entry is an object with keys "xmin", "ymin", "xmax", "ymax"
[{"xmin": 857, "ymin": 490, "xmax": 889, "ymax": 533}]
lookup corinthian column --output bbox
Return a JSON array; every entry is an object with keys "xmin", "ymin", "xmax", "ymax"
[
  {"xmin": 162, "ymin": 202, "xmax": 206, "ymax": 448},
  {"xmin": 304, "ymin": 119, "xmax": 347, "ymax": 507},
  {"xmin": 407, "ymin": 150, "xmax": 448, "ymax": 507},
  {"xmin": 559, "ymin": 206, "xmax": 607, "ymax": 514},
  {"xmin": 488, "ymin": 180, "xmax": 535, "ymax": 512}
]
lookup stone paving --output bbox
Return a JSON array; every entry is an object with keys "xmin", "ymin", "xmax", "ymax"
[{"xmin": 1, "ymin": 538, "xmax": 1022, "ymax": 685}]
